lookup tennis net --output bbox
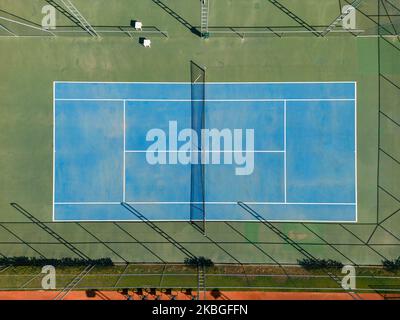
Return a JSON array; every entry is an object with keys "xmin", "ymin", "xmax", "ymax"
[{"xmin": 190, "ymin": 61, "xmax": 206, "ymax": 234}]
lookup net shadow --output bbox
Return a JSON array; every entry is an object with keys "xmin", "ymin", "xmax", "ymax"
[{"xmin": 190, "ymin": 61, "xmax": 206, "ymax": 235}]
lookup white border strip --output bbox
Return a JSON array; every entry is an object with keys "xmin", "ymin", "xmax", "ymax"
[
  {"xmin": 55, "ymin": 98, "xmax": 356, "ymax": 102},
  {"xmin": 54, "ymin": 81, "xmax": 357, "ymax": 84},
  {"xmin": 123, "ymin": 100, "xmax": 126, "ymax": 202},
  {"xmin": 54, "ymin": 202, "xmax": 356, "ymax": 205},
  {"xmin": 124, "ymin": 150, "xmax": 284, "ymax": 153},
  {"xmin": 284, "ymin": 100, "xmax": 287, "ymax": 203},
  {"xmin": 52, "ymin": 81, "xmax": 55, "ymax": 222},
  {"xmin": 53, "ymin": 218, "xmax": 358, "ymax": 223},
  {"xmin": 354, "ymin": 82, "xmax": 358, "ymax": 222}
]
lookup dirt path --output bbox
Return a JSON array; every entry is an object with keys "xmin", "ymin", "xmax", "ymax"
[{"xmin": 0, "ymin": 290, "xmax": 386, "ymax": 300}]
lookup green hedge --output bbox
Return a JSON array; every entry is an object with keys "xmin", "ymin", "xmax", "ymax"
[
  {"xmin": 298, "ymin": 258, "xmax": 343, "ymax": 270},
  {"xmin": 0, "ymin": 256, "xmax": 113, "ymax": 267},
  {"xmin": 184, "ymin": 256, "xmax": 214, "ymax": 267},
  {"xmin": 382, "ymin": 257, "xmax": 400, "ymax": 271}
]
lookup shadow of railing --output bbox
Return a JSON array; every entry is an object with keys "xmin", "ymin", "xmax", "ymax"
[
  {"xmin": 380, "ymin": 0, "xmax": 400, "ymax": 38},
  {"xmin": 202, "ymin": 25, "xmax": 362, "ymax": 39},
  {"xmin": 152, "ymin": 0, "xmax": 201, "ymax": 37},
  {"xmin": 301, "ymin": 223, "xmax": 358, "ymax": 264},
  {"xmin": 16, "ymin": 24, "xmax": 168, "ymax": 38},
  {"xmin": 265, "ymin": 0, "xmax": 320, "ymax": 36},
  {"xmin": 339, "ymin": 224, "xmax": 387, "ymax": 260},
  {"xmin": 75, "ymin": 223, "xmax": 128, "ymax": 263},
  {"xmin": 344, "ymin": 0, "xmax": 396, "ymax": 36},
  {"xmin": 121, "ymin": 202, "xmax": 196, "ymax": 259},
  {"xmin": 385, "ymin": 0, "xmax": 400, "ymax": 13},
  {"xmin": 113, "ymin": 222, "xmax": 166, "ymax": 263},
  {"xmin": 0, "ymin": 223, "xmax": 45, "ymax": 258},
  {"xmin": 185, "ymin": 221, "xmax": 242, "ymax": 264},
  {"xmin": 0, "ymin": 8, "xmax": 167, "ymax": 38},
  {"xmin": 224, "ymin": 222, "xmax": 285, "ymax": 266},
  {"xmin": 0, "ymin": 9, "xmax": 41, "ymax": 27},
  {"xmin": 376, "ymin": 23, "xmax": 400, "ymax": 227},
  {"xmin": 0, "ymin": 9, "xmax": 55, "ymax": 37},
  {"xmin": 237, "ymin": 203, "xmax": 366, "ymax": 298},
  {"xmin": 10, "ymin": 203, "xmax": 90, "ymax": 260},
  {"xmin": 237, "ymin": 202, "xmax": 315, "ymax": 260},
  {"xmin": 45, "ymin": 0, "xmax": 87, "ymax": 33}
]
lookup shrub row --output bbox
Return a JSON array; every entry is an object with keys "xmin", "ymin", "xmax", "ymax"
[
  {"xmin": 382, "ymin": 257, "xmax": 400, "ymax": 271},
  {"xmin": 298, "ymin": 258, "xmax": 344, "ymax": 270},
  {"xmin": 3, "ymin": 256, "xmax": 400, "ymax": 270},
  {"xmin": 184, "ymin": 256, "xmax": 214, "ymax": 267},
  {"xmin": 0, "ymin": 256, "xmax": 113, "ymax": 267},
  {"xmin": 299, "ymin": 257, "xmax": 400, "ymax": 271}
]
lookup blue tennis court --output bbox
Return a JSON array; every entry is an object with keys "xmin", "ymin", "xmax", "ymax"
[{"xmin": 53, "ymin": 82, "xmax": 357, "ymax": 222}]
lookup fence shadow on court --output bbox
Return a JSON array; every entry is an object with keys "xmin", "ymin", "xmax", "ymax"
[
  {"xmin": 120, "ymin": 202, "xmax": 197, "ymax": 259},
  {"xmin": 9, "ymin": 203, "xmax": 90, "ymax": 260},
  {"xmin": 151, "ymin": 0, "xmax": 201, "ymax": 37}
]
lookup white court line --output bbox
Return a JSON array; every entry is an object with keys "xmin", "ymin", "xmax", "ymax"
[
  {"xmin": 123, "ymin": 100, "xmax": 126, "ymax": 202},
  {"xmin": 124, "ymin": 150, "xmax": 284, "ymax": 153},
  {"xmin": 55, "ymin": 202, "xmax": 121, "ymax": 205},
  {"xmin": 53, "ymin": 218, "xmax": 358, "ymax": 223},
  {"xmin": 205, "ymin": 99, "xmax": 356, "ymax": 102},
  {"xmin": 284, "ymin": 100, "xmax": 287, "ymax": 203},
  {"xmin": 54, "ymin": 81, "xmax": 357, "ymax": 84},
  {"xmin": 354, "ymin": 82, "xmax": 358, "ymax": 222},
  {"xmin": 55, "ymin": 98, "xmax": 356, "ymax": 102},
  {"xmin": 56, "ymin": 98, "xmax": 192, "ymax": 102},
  {"xmin": 52, "ymin": 81, "xmax": 55, "ymax": 222},
  {"xmin": 54, "ymin": 218, "xmax": 357, "ymax": 223},
  {"xmin": 54, "ymin": 202, "xmax": 356, "ymax": 205}
]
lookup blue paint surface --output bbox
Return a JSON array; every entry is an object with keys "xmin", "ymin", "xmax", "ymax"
[
  {"xmin": 286, "ymin": 101, "xmax": 356, "ymax": 203},
  {"xmin": 206, "ymin": 101, "xmax": 284, "ymax": 151},
  {"xmin": 206, "ymin": 153, "xmax": 285, "ymax": 202},
  {"xmin": 125, "ymin": 152, "xmax": 191, "ymax": 202},
  {"xmin": 205, "ymin": 83, "xmax": 355, "ymax": 100},
  {"xmin": 55, "ymin": 100, "xmax": 124, "ymax": 202},
  {"xmin": 54, "ymin": 82, "xmax": 356, "ymax": 222},
  {"xmin": 125, "ymin": 100, "xmax": 191, "ymax": 150}
]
